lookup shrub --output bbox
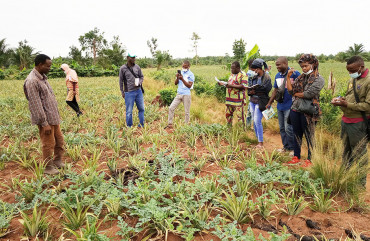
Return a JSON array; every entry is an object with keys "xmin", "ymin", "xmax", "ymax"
[
  {"xmin": 214, "ymin": 80, "xmax": 227, "ymax": 103},
  {"xmin": 0, "ymin": 69, "xmax": 5, "ymax": 80},
  {"xmin": 159, "ymin": 88, "xmax": 177, "ymax": 106},
  {"xmin": 194, "ymin": 75, "xmax": 214, "ymax": 96},
  {"xmin": 319, "ymin": 89, "xmax": 341, "ymax": 132},
  {"xmin": 151, "ymin": 69, "xmax": 173, "ymax": 84},
  {"xmin": 310, "ymin": 131, "xmax": 367, "ymax": 197}
]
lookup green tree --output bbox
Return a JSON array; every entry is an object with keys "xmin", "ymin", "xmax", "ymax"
[
  {"xmin": 147, "ymin": 37, "xmax": 158, "ymax": 58},
  {"xmin": 346, "ymin": 43, "xmax": 365, "ymax": 56},
  {"xmin": 232, "ymin": 38, "xmax": 246, "ymax": 62},
  {"xmin": 191, "ymin": 32, "xmax": 201, "ymax": 65},
  {"xmin": 295, "ymin": 53, "xmax": 304, "ymax": 61},
  {"xmin": 317, "ymin": 54, "xmax": 328, "ymax": 63},
  {"xmin": 335, "ymin": 51, "xmax": 348, "ymax": 62},
  {"xmin": 155, "ymin": 50, "xmax": 171, "ymax": 70},
  {"xmin": 68, "ymin": 45, "xmax": 84, "ymax": 65},
  {"xmin": 0, "ymin": 38, "xmax": 14, "ymax": 68},
  {"xmin": 78, "ymin": 27, "xmax": 107, "ymax": 64},
  {"xmin": 13, "ymin": 40, "xmax": 38, "ymax": 70},
  {"xmin": 98, "ymin": 36, "xmax": 126, "ymax": 68}
]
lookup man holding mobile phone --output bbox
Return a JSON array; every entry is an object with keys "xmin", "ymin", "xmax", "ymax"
[
  {"xmin": 166, "ymin": 60, "xmax": 195, "ymax": 129},
  {"xmin": 331, "ymin": 55, "xmax": 369, "ymax": 186}
]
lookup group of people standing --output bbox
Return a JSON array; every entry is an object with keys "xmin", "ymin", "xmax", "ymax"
[
  {"xmin": 22, "ymin": 53, "xmax": 369, "ymax": 186},
  {"xmin": 217, "ymin": 55, "xmax": 323, "ymax": 167},
  {"xmin": 217, "ymin": 54, "xmax": 369, "ymax": 184}
]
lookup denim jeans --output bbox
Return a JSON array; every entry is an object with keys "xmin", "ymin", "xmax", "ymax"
[
  {"xmin": 249, "ymin": 102, "xmax": 263, "ymax": 142},
  {"xmin": 290, "ymin": 110, "xmax": 314, "ymax": 159},
  {"xmin": 278, "ymin": 109, "xmax": 294, "ymax": 150},
  {"xmin": 125, "ymin": 89, "xmax": 145, "ymax": 127}
]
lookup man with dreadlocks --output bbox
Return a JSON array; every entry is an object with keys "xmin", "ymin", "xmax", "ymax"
[{"xmin": 286, "ymin": 54, "xmax": 324, "ymax": 167}]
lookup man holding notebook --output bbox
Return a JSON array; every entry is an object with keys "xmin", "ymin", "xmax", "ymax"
[
  {"xmin": 266, "ymin": 57, "xmax": 300, "ymax": 155},
  {"xmin": 119, "ymin": 53, "xmax": 145, "ymax": 127}
]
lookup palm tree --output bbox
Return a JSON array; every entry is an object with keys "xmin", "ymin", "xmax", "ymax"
[
  {"xmin": 13, "ymin": 40, "xmax": 38, "ymax": 70},
  {"xmin": 0, "ymin": 38, "xmax": 9, "ymax": 67},
  {"xmin": 346, "ymin": 43, "xmax": 365, "ymax": 56}
]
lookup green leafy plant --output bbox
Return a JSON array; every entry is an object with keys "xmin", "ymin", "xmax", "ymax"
[
  {"xmin": 56, "ymin": 196, "xmax": 91, "ymax": 230},
  {"xmin": 159, "ymin": 88, "xmax": 176, "ymax": 106},
  {"xmin": 233, "ymin": 173, "xmax": 253, "ymax": 197},
  {"xmin": 30, "ymin": 158, "xmax": 47, "ymax": 181},
  {"xmin": 310, "ymin": 184, "xmax": 335, "ymax": 213},
  {"xmin": 18, "ymin": 202, "xmax": 49, "ymax": 238},
  {"xmin": 116, "ymin": 216, "xmax": 141, "ymax": 240},
  {"xmin": 278, "ymin": 189, "xmax": 308, "ymax": 216},
  {"xmin": 65, "ymin": 215, "xmax": 110, "ymax": 241},
  {"xmin": 0, "ymin": 201, "xmax": 15, "ymax": 238},
  {"xmin": 66, "ymin": 144, "xmax": 83, "ymax": 162},
  {"xmin": 16, "ymin": 178, "xmax": 44, "ymax": 203},
  {"xmin": 217, "ymin": 187, "xmax": 255, "ymax": 224},
  {"xmin": 217, "ymin": 154, "xmax": 234, "ymax": 169}
]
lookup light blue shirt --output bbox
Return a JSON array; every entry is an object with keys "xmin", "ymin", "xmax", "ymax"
[{"xmin": 177, "ymin": 69, "xmax": 195, "ymax": 95}]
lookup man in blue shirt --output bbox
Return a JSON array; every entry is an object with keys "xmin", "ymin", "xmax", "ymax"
[
  {"xmin": 266, "ymin": 57, "xmax": 300, "ymax": 154},
  {"xmin": 166, "ymin": 60, "xmax": 195, "ymax": 128}
]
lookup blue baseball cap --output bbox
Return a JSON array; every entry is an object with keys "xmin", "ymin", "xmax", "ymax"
[{"xmin": 127, "ymin": 53, "xmax": 136, "ymax": 58}]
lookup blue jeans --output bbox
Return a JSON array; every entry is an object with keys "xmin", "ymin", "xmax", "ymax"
[
  {"xmin": 278, "ymin": 109, "xmax": 294, "ymax": 150},
  {"xmin": 249, "ymin": 102, "xmax": 263, "ymax": 142},
  {"xmin": 290, "ymin": 110, "xmax": 314, "ymax": 159},
  {"xmin": 124, "ymin": 89, "xmax": 145, "ymax": 127}
]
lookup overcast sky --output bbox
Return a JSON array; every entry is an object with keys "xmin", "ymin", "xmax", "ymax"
[{"xmin": 1, "ymin": 0, "xmax": 369, "ymax": 59}]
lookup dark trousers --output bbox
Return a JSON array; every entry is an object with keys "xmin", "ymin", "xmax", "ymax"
[
  {"xmin": 290, "ymin": 110, "xmax": 315, "ymax": 160},
  {"xmin": 341, "ymin": 120, "xmax": 368, "ymax": 186},
  {"xmin": 66, "ymin": 96, "xmax": 80, "ymax": 113}
]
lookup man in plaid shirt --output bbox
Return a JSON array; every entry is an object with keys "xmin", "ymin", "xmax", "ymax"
[{"xmin": 23, "ymin": 54, "xmax": 64, "ymax": 175}]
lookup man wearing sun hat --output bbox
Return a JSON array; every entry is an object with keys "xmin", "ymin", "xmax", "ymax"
[{"xmin": 119, "ymin": 53, "xmax": 145, "ymax": 127}]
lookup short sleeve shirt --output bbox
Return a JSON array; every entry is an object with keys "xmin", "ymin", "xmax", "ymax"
[{"xmin": 177, "ymin": 69, "xmax": 195, "ymax": 95}]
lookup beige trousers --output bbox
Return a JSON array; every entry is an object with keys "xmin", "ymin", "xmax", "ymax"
[
  {"xmin": 38, "ymin": 125, "xmax": 65, "ymax": 163},
  {"xmin": 168, "ymin": 94, "xmax": 191, "ymax": 124}
]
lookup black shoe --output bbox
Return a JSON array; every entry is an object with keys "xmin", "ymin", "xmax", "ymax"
[{"xmin": 77, "ymin": 111, "xmax": 83, "ymax": 117}]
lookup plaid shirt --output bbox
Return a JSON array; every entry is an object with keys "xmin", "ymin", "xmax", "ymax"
[{"xmin": 24, "ymin": 69, "xmax": 60, "ymax": 126}]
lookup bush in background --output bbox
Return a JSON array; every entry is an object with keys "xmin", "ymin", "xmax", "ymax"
[{"xmin": 0, "ymin": 69, "xmax": 5, "ymax": 80}]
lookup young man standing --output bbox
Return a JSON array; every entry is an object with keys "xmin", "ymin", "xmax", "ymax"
[
  {"xmin": 166, "ymin": 61, "xmax": 195, "ymax": 128},
  {"xmin": 119, "ymin": 53, "xmax": 145, "ymax": 127},
  {"xmin": 23, "ymin": 54, "xmax": 64, "ymax": 175},
  {"xmin": 220, "ymin": 61, "xmax": 248, "ymax": 127},
  {"xmin": 331, "ymin": 56, "xmax": 369, "ymax": 186},
  {"xmin": 266, "ymin": 57, "xmax": 300, "ymax": 155}
]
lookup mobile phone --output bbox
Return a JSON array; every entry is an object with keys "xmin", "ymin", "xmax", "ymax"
[{"xmin": 177, "ymin": 70, "xmax": 181, "ymax": 75}]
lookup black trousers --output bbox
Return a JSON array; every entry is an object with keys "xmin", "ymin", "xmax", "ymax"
[
  {"xmin": 66, "ymin": 96, "xmax": 80, "ymax": 113},
  {"xmin": 290, "ymin": 110, "xmax": 315, "ymax": 160}
]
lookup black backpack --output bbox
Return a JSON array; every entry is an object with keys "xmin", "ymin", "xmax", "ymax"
[{"xmin": 275, "ymin": 76, "xmax": 287, "ymax": 103}]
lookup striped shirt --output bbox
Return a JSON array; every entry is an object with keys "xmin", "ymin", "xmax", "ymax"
[{"xmin": 24, "ymin": 69, "xmax": 60, "ymax": 126}]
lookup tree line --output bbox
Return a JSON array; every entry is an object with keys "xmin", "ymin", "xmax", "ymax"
[{"xmin": 0, "ymin": 27, "xmax": 369, "ymax": 77}]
